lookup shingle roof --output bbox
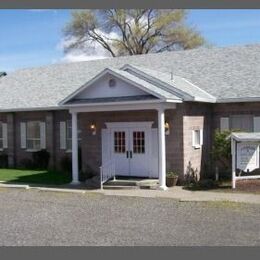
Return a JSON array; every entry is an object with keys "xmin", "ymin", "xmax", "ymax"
[
  {"xmin": 0, "ymin": 44, "xmax": 260, "ymax": 111},
  {"xmin": 122, "ymin": 64, "xmax": 216, "ymax": 102},
  {"xmin": 109, "ymin": 68, "xmax": 182, "ymax": 101}
]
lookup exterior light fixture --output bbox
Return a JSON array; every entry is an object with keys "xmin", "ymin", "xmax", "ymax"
[
  {"xmin": 165, "ymin": 121, "xmax": 170, "ymax": 135},
  {"xmin": 90, "ymin": 122, "xmax": 96, "ymax": 135}
]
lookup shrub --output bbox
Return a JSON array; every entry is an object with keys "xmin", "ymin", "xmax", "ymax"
[
  {"xmin": 211, "ymin": 129, "xmax": 232, "ymax": 170},
  {"xmin": 211, "ymin": 129, "xmax": 242, "ymax": 180},
  {"xmin": 19, "ymin": 158, "xmax": 35, "ymax": 170},
  {"xmin": 60, "ymin": 155, "xmax": 72, "ymax": 173},
  {"xmin": 184, "ymin": 179, "xmax": 219, "ymax": 191},
  {"xmin": 0, "ymin": 153, "xmax": 8, "ymax": 168},
  {"xmin": 166, "ymin": 171, "xmax": 178, "ymax": 178},
  {"xmin": 32, "ymin": 149, "xmax": 50, "ymax": 169},
  {"xmin": 79, "ymin": 164, "xmax": 96, "ymax": 182},
  {"xmin": 184, "ymin": 161, "xmax": 199, "ymax": 185}
]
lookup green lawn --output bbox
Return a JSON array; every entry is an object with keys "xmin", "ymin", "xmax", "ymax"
[{"xmin": 0, "ymin": 169, "xmax": 71, "ymax": 185}]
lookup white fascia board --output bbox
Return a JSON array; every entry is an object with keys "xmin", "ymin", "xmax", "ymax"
[
  {"xmin": 62, "ymin": 98, "xmax": 182, "ymax": 109},
  {"xmin": 68, "ymin": 101, "xmax": 177, "ymax": 113},
  {"xmin": 193, "ymin": 97, "xmax": 216, "ymax": 103},
  {"xmin": 217, "ymin": 97, "xmax": 260, "ymax": 103},
  {"xmin": 180, "ymin": 78, "xmax": 216, "ymax": 101}
]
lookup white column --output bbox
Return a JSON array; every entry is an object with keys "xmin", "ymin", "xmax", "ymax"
[
  {"xmin": 71, "ymin": 111, "xmax": 80, "ymax": 184},
  {"xmin": 158, "ymin": 107, "xmax": 167, "ymax": 190},
  {"xmin": 231, "ymin": 138, "xmax": 236, "ymax": 189}
]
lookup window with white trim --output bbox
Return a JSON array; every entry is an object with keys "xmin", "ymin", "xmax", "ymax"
[
  {"xmin": 230, "ymin": 115, "xmax": 253, "ymax": 132},
  {"xmin": 26, "ymin": 121, "xmax": 41, "ymax": 150},
  {"xmin": 59, "ymin": 120, "xmax": 81, "ymax": 151},
  {"xmin": 66, "ymin": 120, "xmax": 72, "ymax": 150},
  {"xmin": 192, "ymin": 129, "xmax": 203, "ymax": 148},
  {"xmin": 220, "ymin": 115, "xmax": 254, "ymax": 132},
  {"xmin": 0, "ymin": 122, "xmax": 3, "ymax": 149}
]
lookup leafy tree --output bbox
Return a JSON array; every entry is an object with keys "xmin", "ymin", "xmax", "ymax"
[
  {"xmin": 63, "ymin": 9, "xmax": 205, "ymax": 57},
  {"xmin": 211, "ymin": 130, "xmax": 232, "ymax": 170}
]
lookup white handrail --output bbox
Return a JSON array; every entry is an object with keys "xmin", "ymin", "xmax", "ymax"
[{"xmin": 100, "ymin": 159, "xmax": 116, "ymax": 189}]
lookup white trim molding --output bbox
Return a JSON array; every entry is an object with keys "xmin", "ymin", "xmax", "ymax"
[
  {"xmin": 68, "ymin": 102, "xmax": 176, "ymax": 114},
  {"xmin": 105, "ymin": 122, "xmax": 154, "ymax": 129}
]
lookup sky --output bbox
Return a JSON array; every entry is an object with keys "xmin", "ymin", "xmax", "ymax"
[{"xmin": 0, "ymin": 9, "xmax": 260, "ymax": 71}]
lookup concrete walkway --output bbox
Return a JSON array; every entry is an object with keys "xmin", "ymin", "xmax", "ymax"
[
  {"xmin": 96, "ymin": 186, "xmax": 260, "ymax": 204},
  {"xmin": 0, "ymin": 183, "xmax": 260, "ymax": 204}
]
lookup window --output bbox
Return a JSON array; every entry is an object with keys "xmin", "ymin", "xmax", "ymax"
[
  {"xmin": 114, "ymin": 131, "xmax": 126, "ymax": 153},
  {"xmin": 59, "ymin": 120, "xmax": 81, "ymax": 151},
  {"xmin": 0, "ymin": 122, "xmax": 3, "ymax": 149},
  {"xmin": 133, "ymin": 131, "xmax": 145, "ymax": 154},
  {"xmin": 26, "ymin": 121, "xmax": 41, "ymax": 150},
  {"xmin": 230, "ymin": 115, "xmax": 253, "ymax": 132},
  {"xmin": 220, "ymin": 115, "xmax": 254, "ymax": 132},
  {"xmin": 192, "ymin": 129, "xmax": 203, "ymax": 148},
  {"xmin": 66, "ymin": 120, "xmax": 72, "ymax": 150}
]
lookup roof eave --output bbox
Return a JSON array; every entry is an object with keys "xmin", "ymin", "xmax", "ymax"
[{"xmin": 217, "ymin": 97, "xmax": 260, "ymax": 103}]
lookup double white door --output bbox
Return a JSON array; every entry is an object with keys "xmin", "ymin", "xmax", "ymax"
[{"xmin": 111, "ymin": 127, "xmax": 149, "ymax": 177}]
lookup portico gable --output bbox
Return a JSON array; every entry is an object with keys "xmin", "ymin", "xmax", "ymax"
[{"xmin": 60, "ymin": 67, "xmax": 184, "ymax": 190}]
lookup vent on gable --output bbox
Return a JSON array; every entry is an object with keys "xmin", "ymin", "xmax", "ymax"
[{"xmin": 108, "ymin": 78, "xmax": 116, "ymax": 88}]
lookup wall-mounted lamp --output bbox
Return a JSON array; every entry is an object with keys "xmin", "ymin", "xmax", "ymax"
[
  {"xmin": 90, "ymin": 122, "xmax": 96, "ymax": 135},
  {"xmin": 165, "ymin": 121, "xmax": 170, "ymax": 135}
]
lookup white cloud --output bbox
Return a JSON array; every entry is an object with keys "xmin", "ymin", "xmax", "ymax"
[
  {"xmin": 61, "ymin": 52, "xmax": 107, "ymax": 63},
  {"xmin": 57, "ymin": 29, "xmax": 120, "ymax": 63}
]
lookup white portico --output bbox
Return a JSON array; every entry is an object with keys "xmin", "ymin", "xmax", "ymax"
[
  {"xmin": 59, "ymin": 66, "xmax": 186, "ymax": 190},
  {"xmin": 69, "ymin": 103, "xmax": 176, "ymax": 190}
]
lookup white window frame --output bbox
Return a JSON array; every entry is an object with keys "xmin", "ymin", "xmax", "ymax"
[
  {"xmin": 0, "ymin": 122, "xmax": 3, "ymax": 151},
  {"xmin": 60, "ymin": 120, "xmax": 81, "ymax": 153},
  {"xmin": 26, "ymin": 121, "xmax": 42, "ymax": 152},
  {"xmin": 192, "ymin": 129, "xmax": 203, "ymax": 149},
  {"xmin": 66, "ymin": 119, "xmax": 72, "ymax": 152}
]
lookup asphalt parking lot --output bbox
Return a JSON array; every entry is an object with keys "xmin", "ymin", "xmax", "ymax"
[{"xmin": 0, "ymin": 188, "xmax": 259, "ymax": 246}]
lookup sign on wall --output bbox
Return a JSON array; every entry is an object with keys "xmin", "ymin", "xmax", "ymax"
[{"xmin": 237, "ymin": 143, "xmax": 259, "ymax": 172}]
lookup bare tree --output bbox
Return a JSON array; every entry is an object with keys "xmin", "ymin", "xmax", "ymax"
[{"xmin": 64, "ymin": 9, "xmax": 205, "ymax": 57}]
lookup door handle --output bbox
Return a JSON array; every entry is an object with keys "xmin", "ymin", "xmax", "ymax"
[
  {"xmin": 130, "ymin": 151, "xmax": 133, "ymax": 158},
  {"xmin": 126, "ymin": 151, "xmax": 129, "ymax": 158}
]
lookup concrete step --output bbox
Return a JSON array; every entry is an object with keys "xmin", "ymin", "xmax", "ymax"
[
  {"xmin": 103, "ymin": 185, "xmax": 140, "ymax": 190},
  {"xmin": 104, "ymin": 179, "xmax": 139, "ymax": 186},
  {"xmin": 103, "ymin": 178, "xmax": 159, "ymax": 190}
]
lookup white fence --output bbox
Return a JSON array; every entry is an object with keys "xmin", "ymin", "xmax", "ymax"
[{"xmin": 100, "ymin": 160, "xmax": 116, "ymax": 190}]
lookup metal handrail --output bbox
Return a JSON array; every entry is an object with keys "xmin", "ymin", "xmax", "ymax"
[{"xmin": 100, "ymin": 159, "xmax": 116, "ymax": 190}]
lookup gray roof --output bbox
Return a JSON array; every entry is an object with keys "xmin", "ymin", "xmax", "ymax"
[
  {"xmin": 0, "ymin": 44, "xmax": 260, "ymax": 111},
  {"xmin": 231, "ymin": 132, "xmax": 260, "ymax": 142},
  {"xmin": 109, "ymin": 68, "xmax": 182, "ymax": 101},
  {"xmin": 122, "ymin": 64, "xmax": 216, "ymax": 102}
]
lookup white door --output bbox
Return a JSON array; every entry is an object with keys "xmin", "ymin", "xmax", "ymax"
[
  {"xmin": 110, "ymin": 126, "xmax": 150, "ymax": 177},
  {"xmin": 111, "ymin": 128, "xmax": 130, "ymax": 175},
  {"xmin": 129, "ymin": 128, "xmax": 149, "ymax": 177}
]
